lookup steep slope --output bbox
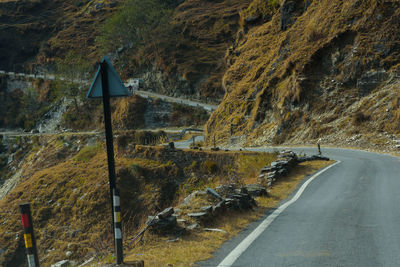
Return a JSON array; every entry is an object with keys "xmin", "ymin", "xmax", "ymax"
[
  {"xmin": 0, "ymin": 0, "xmax": 117, "ymax": 72},
  {"xmin": 0, "ymin": 134, "xmax": 273, "ymax": 266},
  {"xmin": 206, "ymin": 0, "xmax": 400, "ymax": 147},
  {"xmin": 117, "ymin": 0, "xmax": 251, "ymax": 100},
  {"xmin": 0, "ymin": 0, "xmax": 250, "ymax": 102}
]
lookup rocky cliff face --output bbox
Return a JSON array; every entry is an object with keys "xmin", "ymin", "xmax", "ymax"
[{"xmin": 206, "ymin": 0, "xmax": 400, "ymax": 147}]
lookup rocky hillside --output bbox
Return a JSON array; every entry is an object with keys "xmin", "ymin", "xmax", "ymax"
[
  {"xmin": 0, "ymin": 0, "xmax": 250, "ymax": 101},
  {"xmin": 0, "ymin": 0, "xmax": 118, "ymax": 72},
  {"xmin": 3, "ymin": 0, "xmax": 400, "ymax": 146},
  {"xmin": 206, "ymin": 0, "xmax": 400, "ymax": 147},
  {"xmin": 122, "ymin": 0, "xmax": 251, "ymax": 100}
]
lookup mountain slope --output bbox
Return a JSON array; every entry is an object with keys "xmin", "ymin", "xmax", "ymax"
[
  {"xmin": 206, "ymin": 0, "xmax": 400, "ymax": 147},
  {"xmin": 0, "ymin": 0, "xmax": 117, "ymax": 72}
]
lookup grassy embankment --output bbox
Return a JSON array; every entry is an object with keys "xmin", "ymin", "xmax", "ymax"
[
  {"xmin": 123, "ymin": 160, "xmax": 334, "ymax": 266},
  {"xmin": 0, "ymin": 135, "xmax": 274, "ymax": 266},
  {"xmin": 0, "ymin": 131, "xmax": 333, "ymax": 266}
]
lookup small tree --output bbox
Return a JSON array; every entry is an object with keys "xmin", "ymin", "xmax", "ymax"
[{"xmin": 97, "ymin": 0, "xmax": 173, "ymax": 54}]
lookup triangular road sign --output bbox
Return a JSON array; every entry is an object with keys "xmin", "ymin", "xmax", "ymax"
[{"xmin": 86, "ymin": 56, "xmax": 130, "ymax": 99}]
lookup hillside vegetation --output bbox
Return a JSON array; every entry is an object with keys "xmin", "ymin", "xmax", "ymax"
[
  {"xmin": 0, "ymin": 134, "xmax": 275, "ymax": 266},
  {"xmin": 205, "ymin": 0, "xmax": 400, "ymax": 147},
  {"xmin": 0, "ymin": 0, "xmax": 250, "ymax": 102},
  {"xmin": 2, "ymin": 0, "xmax": 400, "ymax": 147}
]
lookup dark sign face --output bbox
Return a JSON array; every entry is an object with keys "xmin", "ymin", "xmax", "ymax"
[{"xmin": 86, "ymin": 56, "xmax": 130, "ymax": 99}]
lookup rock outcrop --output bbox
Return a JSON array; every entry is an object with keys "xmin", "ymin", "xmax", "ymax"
[
  {"xmin": 258, "ymin": 150, "xmax": 329, "ymax": 187},
  {"xmin": 206, "ymin": 0, "xmax": 400, "ymax": 148}
]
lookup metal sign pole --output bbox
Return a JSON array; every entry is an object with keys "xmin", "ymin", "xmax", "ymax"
[
  {"xmin": 88, "ymin": 57, "xmax": 129, "ymax": 265},
  {"xmin": 100, "ymin": 62, "xmax": 117, "ymax": 242}
]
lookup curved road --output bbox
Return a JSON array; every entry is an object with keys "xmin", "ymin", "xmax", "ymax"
[
  {"xmin": 202, "ymin": 147, "xmax": 400, "ymax": 267},
  {"xmin": 0, "ymin": 70, "xmax": 218, "ymax": 112}
]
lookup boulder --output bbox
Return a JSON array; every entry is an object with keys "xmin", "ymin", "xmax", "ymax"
[
  {"xmin": 147, "ymin": 215, "xmax": 177, "ymax": 232},
  {"xmin": 206, "ymin": 188, "xmax": 224, "ymax": 201},
  {"xmin": 215, "ymin": 184, "xmax": 236, "ymax": 196},
  {"xmin": 245, "ymin": 184, "xmax": 267, "ymax": 196},
  {"xmin": 158, "ymin": 207, "xmax": 174, "ymax": 219},
  {"xmin": 200, "ymin": 205, "xmax": 213, "ymax": 213},
  {"xmin": 298, "ymin": 155, "xmax": 330, "ymax": 162},
  {"xmin": 224, "ymin": 198, "xmax": 239, "ymax": 210},
  {"xmin": 186, "ymin": 223, "xmax": 198, "ymax": 230},
  {"xmin": 212, "ymin": 200, "xmax": 226, "ymax": 215},
  {"xmin": 260, "ymin": 166, "xmax": 276, "ymax": 173},
  {"xmin": 181, "ymin": 190, "xmax": 206, "ymax": 206}
]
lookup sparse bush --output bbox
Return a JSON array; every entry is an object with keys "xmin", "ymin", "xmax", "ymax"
[
  {"xmin": 97, "ymin": 0, "xmax": 173, "ymax": 53},
  {"xmin": 202, "ymin": 160, "xmax": 218, "ymax": 174},
  {"xmin": 241, "ymin": 0, "xmax": 280, "ymax": 25},
  {"xmin": 129, "ymin": 164, "xmax": 145, "ymax": 177},
  {"xmin": 73, "ymin": 143, "xmax": 102, "ymax": 162},
  {"xmin": 353, "ymin": 111, "xmax": 371, "ymax": 125},
  {"xmin": 307, "ymin": 25, "xmax": 325, "ymax": 42}
]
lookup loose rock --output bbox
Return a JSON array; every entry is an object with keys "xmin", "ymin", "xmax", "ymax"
[{"xmin": 245, "ymin": 184, "xmax": 267, "ymax": 196}]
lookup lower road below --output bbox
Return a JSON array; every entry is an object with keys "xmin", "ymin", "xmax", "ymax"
[{"xmin": 202, "ymin": 148, "xmax": 400, "ymax": 267}]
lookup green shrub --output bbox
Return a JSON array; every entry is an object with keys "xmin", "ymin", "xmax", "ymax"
[
  {"xmin": 97, "ymin": 0, "xmax": 173, "ymax": 53},
  {"xmin": 74, "ymin": 144, "xmax": 102, "ymax": 162}
]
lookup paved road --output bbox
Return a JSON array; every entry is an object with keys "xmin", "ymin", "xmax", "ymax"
[
  {"xmin": 174, "ymin": 135, "xmax": 204, "ymax": 149},
  {"xmin": 134, "ymin": 90, "xmax": 217, "ymax": 112},
  {"xmin": 1, "ymin": 70, "xmax": 218, "ymax": 112},
  {"xmin": 202, "ymin": 147, "xmax": 400, "ymax": 267}
]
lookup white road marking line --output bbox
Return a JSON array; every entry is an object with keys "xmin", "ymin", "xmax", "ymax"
[{"xmin": 217, "ymin": 160, "xmax": 341, "ymax": 267}]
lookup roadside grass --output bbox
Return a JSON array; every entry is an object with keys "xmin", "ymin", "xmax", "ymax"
[{"xmin": 124, "ymin": 160, "xmax": 335, "ymax": 266}]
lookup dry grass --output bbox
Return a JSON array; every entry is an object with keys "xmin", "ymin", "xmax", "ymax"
[
  {"xmin": 206, "ymin": 0, "xmax": 400, "ymax": 146},
  {"xmin": 124, "ymin": 160, "xmax": 335, "ymax": 266},
  {"xmin": 0, "ymin": 137, "xmax": 278, "ymax": 266}
]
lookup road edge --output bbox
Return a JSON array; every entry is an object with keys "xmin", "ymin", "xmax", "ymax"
[{"xmin": 217, "ymin": 160, "xmax": 342, "ymax": 267}]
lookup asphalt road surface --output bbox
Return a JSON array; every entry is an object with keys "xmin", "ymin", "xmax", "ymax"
[
  {"xmin": 0, "ymin": 69, "xmax": 218, "ymax": 112},
  {"xmin": 134, "ymin": 90, "xmax": 218, "ymax": 112},
  {"xmin": 202, "ymin": 147, "xmax": 400, "ymax": 267}
]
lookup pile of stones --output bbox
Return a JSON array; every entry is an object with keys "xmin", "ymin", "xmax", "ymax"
[
  {"xmin": 148, "ymin": 150, "xmax": 330, "ymax": 234},
  {"xmin": 185, "ymin": 184, "xmax": 264, "ymax": 226},
  {"xmin": 146, "ymin": 207, "xmax": 178, "ymax": 233},
  {"xmin": 147, "ymin": 184, "xmax": 267, "ymax": 232},
  {"xmin": 298, "ymin": 154, "xmax": 330, "ymax": 162},
  {"xmin": 258, "ymin": 150, "xmax": 329, "ymax": 187}
]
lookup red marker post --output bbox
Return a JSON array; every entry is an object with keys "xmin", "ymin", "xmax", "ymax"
[{"xmin": 19, "ymin": 203, "xmax": 40, "ymax": 267}]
